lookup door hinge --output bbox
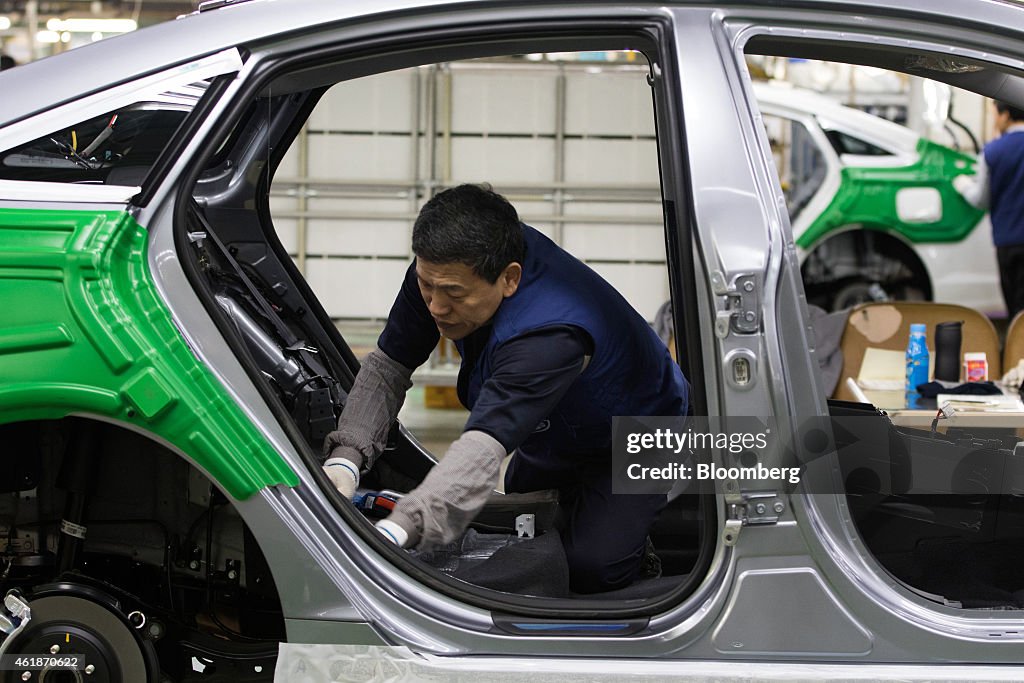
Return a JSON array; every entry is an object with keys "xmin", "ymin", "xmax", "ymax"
[
  {"xmin": 722, "ymin": 491, "xmax": 783, "ymax": 546},
  {"xmin": 711, "ymin": 272, "xmax": 761, "ymax": 338}
]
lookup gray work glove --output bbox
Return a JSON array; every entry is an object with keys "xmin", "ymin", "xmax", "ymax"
[
  {"xmin": 323, "ymin": 448, "xmax": 362, "ymax": 499},
  {"xmin": 323, "ymin": 453, "xmax": 409, "ymax": 547},
  {"xmin": 384, "ymin": 430, "xmax": 506, "ymax": 550},
  {"xmin": 375, "ymin": 519, "xmax": 409, "ymax": 547},
  {"xmin": 321, "ymin": 347, "xmax": 414, "ymax": 497}
]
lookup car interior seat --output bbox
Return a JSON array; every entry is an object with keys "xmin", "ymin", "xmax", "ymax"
[{"xmin": 1002, "ymin": 310, "xmax": 1024, "ymax": 376}]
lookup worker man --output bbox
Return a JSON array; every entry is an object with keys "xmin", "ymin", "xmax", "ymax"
[
  {"xmin": 322, "ymin": 184, "xmax": 689, "ymax": 593},
  {"xmin": 954, "ymin": 100, "xmax": 1024, "ymax": 319}
]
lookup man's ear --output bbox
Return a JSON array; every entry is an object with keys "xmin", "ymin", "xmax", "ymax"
[{"xmin": 501, "ymin": 262, "xmax": 522, "ymax": 298}]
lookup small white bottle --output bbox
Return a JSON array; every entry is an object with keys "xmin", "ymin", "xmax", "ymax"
[{"xmin": 963, "ymin": 352, "xmax": 988, "ymax": 382}]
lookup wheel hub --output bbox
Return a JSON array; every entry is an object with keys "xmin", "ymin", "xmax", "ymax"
[{"xmin": 2, "ymin": 595, "xmax": 151, "ymax": 683}]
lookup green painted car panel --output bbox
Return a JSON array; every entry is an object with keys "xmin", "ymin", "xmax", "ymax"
[
  {"xmin": 0, "ymin": 207, "xmax": 298, "ymax": 498},
  {"xmin": 797, "ymin": 139, "xmax": 985, "ymax": 249}
]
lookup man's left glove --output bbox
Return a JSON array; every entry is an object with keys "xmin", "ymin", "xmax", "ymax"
[{"xmin": 323, "ymin": 452, "xmax": 361, "ymax": 499}]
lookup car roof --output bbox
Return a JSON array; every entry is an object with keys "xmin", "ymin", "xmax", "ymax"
[
  {"xmin": 0, "ymin": 0, "xmax": 470, "ymax": 127},
  {"xmin": 752, "ymin": 80, "xmax": 921, "ymax": 153},
  {"xmin": 2, "ymin": 0, "xmax": 1023, "ymax": 128}
]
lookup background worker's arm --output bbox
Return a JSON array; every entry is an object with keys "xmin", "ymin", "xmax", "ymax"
[{"xmin": 953, "ymin": 153, "xmax": 991, "ymax": 209}]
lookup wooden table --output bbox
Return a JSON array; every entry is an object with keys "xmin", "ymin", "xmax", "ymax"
[{"xmin": 886, "ymin": 409, "xmax": 1024, "ymax": 430}]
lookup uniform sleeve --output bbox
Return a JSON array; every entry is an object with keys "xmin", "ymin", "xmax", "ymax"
[
  {"xmin": 954, "ymin": 151, "xmax": 991, "ymax": 210},
  {"xmin": 463, "ymin": 326, "xmax": 591, "ymax": 452},
  {"xmin": 377, "ymin": 261, "xmax": 440, "ymax": 370},
  {"xmin": 323, "ymin": 262, "xmax": 436, "ymax": 470},
  {"xmin": 384, "ymin": 327, "xmax": 590, "ymax": 550},
  {"xmin": 322, "ymin": 346, "xmax": 413, "ymax": 470},
  {"xmin": 385, "ymin": 430, "xmax": 506, "ymax": 549}
]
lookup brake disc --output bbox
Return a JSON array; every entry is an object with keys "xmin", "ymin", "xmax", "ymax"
[{"xmin": 1, "ymin": 594, "xmax": 151, "ymax": 683}]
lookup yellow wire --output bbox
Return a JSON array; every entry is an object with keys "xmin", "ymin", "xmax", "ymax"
[{"xmin": 71, "ymin": 130, "xmax": 77, "ymax": 151}]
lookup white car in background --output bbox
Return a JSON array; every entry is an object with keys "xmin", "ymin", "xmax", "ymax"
[{"xmin": 755, "ymin": 80, "xmax": 1001, "ymax": 314}]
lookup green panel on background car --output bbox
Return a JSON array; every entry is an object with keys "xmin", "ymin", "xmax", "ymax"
[
  {"xmin": 797, "ymin": 139, "xmax": 985, "ymax": 249},
  {"xmin": 0, "ymin": 207, "xmax": 298, "ymax": 498}
]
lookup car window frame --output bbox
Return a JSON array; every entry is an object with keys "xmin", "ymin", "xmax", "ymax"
[
  {"xmin": 757, "ymin": 107, "xmax": 838, "ymax": 229},
  {"xmin": 727, "ymin": 16, "xmax": 1024, "ymax": 638},
  {"xmin": 168, "ymin": 11, "xmax": 720, "ymax": 627},
  {"xmin": 0, "ymin": 49, "xmax": 242, "ymax": 165},
  {"xmin": 0, "ymin": 49, "xmax": 242, "ymax": 205}
]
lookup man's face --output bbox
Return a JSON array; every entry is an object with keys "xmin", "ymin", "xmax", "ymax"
[{"xmin": 415, "ymin": 259, "xmax": 521, "ymax": 340}]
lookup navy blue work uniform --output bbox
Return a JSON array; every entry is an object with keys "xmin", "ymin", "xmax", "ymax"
[
  {"xmin": 379, "ymin": 224, "xmax": 690, "ymax": 593},
  {"xmin": 984, "ymin": 129, "xmax": 1024, "ymax": 318}
]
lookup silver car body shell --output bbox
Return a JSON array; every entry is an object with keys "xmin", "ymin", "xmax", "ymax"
[{"xmin": 2, "ymin": 0, "xmax": 1024, "ymax": 679}]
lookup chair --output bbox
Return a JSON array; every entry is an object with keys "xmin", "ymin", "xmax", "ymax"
[
  {"xmin": 833, "ymin": 302, "xmax": 1001, "ymax": 401},
  {"xmin": 1003, "ymin": 310, "xmax": 1024, "ymax": 375}
]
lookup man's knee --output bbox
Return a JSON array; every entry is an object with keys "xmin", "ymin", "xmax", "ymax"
[{"xmin": 564, "ymin": 541, "xmax": 643, "ymax": 594}]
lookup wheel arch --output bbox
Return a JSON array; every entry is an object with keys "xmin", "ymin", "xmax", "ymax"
[{"xmin": 799, "ymin": 225, "xmax": 934, "ymax": 306}]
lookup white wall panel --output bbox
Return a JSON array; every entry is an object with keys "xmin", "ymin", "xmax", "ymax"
[
  {"xmin": 587, "ymin": 262, "xmax": 669, "ymax": 322},
  {"xmin": 417, "ymin": 136, "xmax": 430, "ymax": 179},
  {"xmin": 269, "ymin": 195, "xmax": 299, "ymax": 213},
  {"xmin": 563, "ymin": 201, "xmax": 662, "ymax": 219},
  {"xmin": 269, "ymin": 196, "xmax": 300, "ymax": 254},
  {"xmin": 946, "ymin": 88, "xmax": 989, "ymax": 148},
  {"xmin": 565, "ymin": 69, "xmax": 655, "ymax": 137},
  {"xmin": 276, "ymin": 143, "xmax": 300, "ymax": 178},
  {"xmin": 563, "ymin": 223, "xmax": 665, "ymax": 261},
  {"xmin": 450, "ymin": 137, "xmax": 555, "ymax": 183},
  {"xmin": 307, "ymin": 134, "xmax": 414, "ymax": 181},
  {"xmin": 305, "ymin": 197, "xmax": 412, "ymax": 214},
  {"xmin": 563, "ymin": 138, "xmax": 659, "ymax": 184},
  {"xmin": 500, "ymin": 198, "xmax": 555, "ymax": 224},
  {"xmin": 529, "ymin": 223, "xmax": 556, "ymax": 239},
  {"xmin": 274, "ymin": 218, "xmax": 299, "ymax": 255},
  {"xmin": 272, "ymin": 59, "xmax": 669, "ymax": 325},
  {"xmin": 310, "ymin": 70, "xmax": 416, "ymax": 132},
  {"xmin": 451, "ymin": 70, "xmax": 557, "ymax": 135},
  {"xmin": 305, "ymin": 258, "xmax": 409, "ymax": 319},
  {"xmin": 307, "ymin": 219, "xmax": 410, "ymax": 257}
]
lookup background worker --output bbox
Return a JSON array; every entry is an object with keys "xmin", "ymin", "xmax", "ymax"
[{"xmin": 955, "ymin": 100, "xmax": 1024, "ymax": 319}]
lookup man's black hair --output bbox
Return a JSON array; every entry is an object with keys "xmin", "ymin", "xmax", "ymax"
[
  {"xmin": 412, "ymin": 184, "xmax": 525, "ymax": 283},
  {"xmin": 995, "ymin": 100, "xmax": 1024, "ymax": 122}
]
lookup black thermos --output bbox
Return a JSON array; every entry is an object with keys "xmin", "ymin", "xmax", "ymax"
[{"xmin": 934, "ymin": 321, "xmax": 963, "ymax": 382}]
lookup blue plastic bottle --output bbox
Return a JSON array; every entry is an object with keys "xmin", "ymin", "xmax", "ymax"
[{"xmin": 905, "ymin": 323, "xmax": 930, "ymax": 408}]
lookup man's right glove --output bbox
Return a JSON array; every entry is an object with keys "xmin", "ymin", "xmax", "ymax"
[
  {"xmin": 323, "ymin": 453, "xmax": 360, "ymax": 499},
  {"xmin": 375, "ymin": 519, "xmax": 409, "ymax": 547}
]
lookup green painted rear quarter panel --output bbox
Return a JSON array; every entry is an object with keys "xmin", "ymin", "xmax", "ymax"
[
  {"xmin": 0, "ymin": 207, "xmax": 298, "ymax": 499},
  {"xmin": 797, "ymin": 139, "xmax": 985, "ymax": 249}
]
